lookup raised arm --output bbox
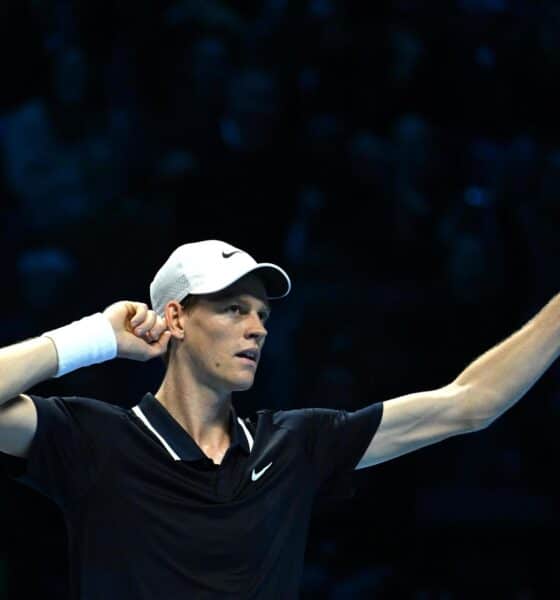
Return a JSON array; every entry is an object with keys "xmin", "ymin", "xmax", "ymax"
[
  {"xmin": 0, "ymin": 302, "xmax": 171, "ymax": 457},
  {"xmin": 357, "ymin": 292, "xmax": 560, "ymax": 469}
]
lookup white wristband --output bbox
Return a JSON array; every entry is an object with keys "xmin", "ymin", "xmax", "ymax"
[{"xmin": 42, "ymin": 313, "xmax": 118, "ymax": 378}]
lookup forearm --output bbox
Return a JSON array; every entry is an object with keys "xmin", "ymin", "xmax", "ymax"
[
  {"xmin": 0, "ymin": 304, "xmax": 169, "ymax": 408},
  {"xmin": 0, "ymin": 337, "xmax": 58, "ymax": 406},
  {"xmin": 454, "ymin": 293, "xmax": 560, "ymax": 427}
]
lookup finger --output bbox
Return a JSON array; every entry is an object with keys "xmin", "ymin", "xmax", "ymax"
[
  {"xmin": 149, "ymin": 330, "xmax": 172, "ymax": 355},
  {"xmin": 129, "ymin": 303, "xmax": 149, "ymax": 329},
  {"xmin": 149, "ymin": 316, "xmax": 168, "ymax": 340},
  {"xmin": 135, "ymin": 310, "xmax": 157, "ymax": 336}
]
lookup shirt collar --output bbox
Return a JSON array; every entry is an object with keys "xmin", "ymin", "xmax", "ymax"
[{"xmin": 131, "ymin": 393, "xmax": 252, "ymax": 461}]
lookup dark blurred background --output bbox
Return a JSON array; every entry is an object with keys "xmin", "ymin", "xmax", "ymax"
[{"xmin": 1, "ymin": 0, "xmax": 560, "ymax": 598}]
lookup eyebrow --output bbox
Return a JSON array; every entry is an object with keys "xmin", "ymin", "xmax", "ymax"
[{"xmin": 208, "ymin": 292, "xmax": 271, "ymax": 314}]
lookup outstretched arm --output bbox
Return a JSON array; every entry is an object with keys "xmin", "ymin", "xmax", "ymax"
[{"xmin": 357, "ymin": 293, "xmax": 560, "ymax": 469}]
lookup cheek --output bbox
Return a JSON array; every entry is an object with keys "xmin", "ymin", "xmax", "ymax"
[{"xmin": 191, "ymin": 318, "xmax": 235, "ymax": 371}]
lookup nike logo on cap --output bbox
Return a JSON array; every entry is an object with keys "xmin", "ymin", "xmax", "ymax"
[
  {"xmin": 251, "ymin": 462, "xmax": 273, "ymax": 482},
  {"xmin": 222, "ymin": 250, "xmax": 241, "ymax": 259}
]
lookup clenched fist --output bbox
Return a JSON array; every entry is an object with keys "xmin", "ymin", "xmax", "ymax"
[{"xmin": 103, "ymin": 301, "xmax": 172, "ymax": 361}]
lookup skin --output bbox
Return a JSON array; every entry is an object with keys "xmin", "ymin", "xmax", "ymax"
[
  {"xmin": 0, "ymin": 274, "xmax": 270, "ymax": 463},
  {"xmin": 104, "ymin": 281, "xmax": 560, "ymax": 472},
  {"xmin": 5, "ymin": 270, "xmax": 560, "ymax": 480},
  {"xmin": 154, "ymin": 273, "xmax": 271, "ymax": 464}
]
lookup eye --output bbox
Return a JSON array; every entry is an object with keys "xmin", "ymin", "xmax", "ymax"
[
  {"xmin": 259, "ymin": 311, "xmax": 270, "ymax": 324},
  {"xmin": 227, "ymin": 304, "xmax": 242, "ymax": 314}
]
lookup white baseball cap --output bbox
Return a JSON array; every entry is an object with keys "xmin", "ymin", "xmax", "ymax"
[{"xmin": 150, "ymin": 240, "xmax": 291, "ymax": 316}]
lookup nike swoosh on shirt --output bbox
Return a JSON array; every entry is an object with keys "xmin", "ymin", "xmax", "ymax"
[
  {"xmin": 222, "ymin": 250, "xmax": 241, "ymax": 259},
  {"xmin": 251, "ymin": 462, "xmax": 273, "ymax": 482}
]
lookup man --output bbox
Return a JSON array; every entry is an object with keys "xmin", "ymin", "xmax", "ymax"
[{"xmin": 0, "ymin": 239, "xmax": 559, "ymax": 599}]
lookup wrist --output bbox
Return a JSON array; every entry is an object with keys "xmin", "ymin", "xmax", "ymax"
[{"xmin": 41, "ymin": 313, "xmax": 118, "ymax": 377}]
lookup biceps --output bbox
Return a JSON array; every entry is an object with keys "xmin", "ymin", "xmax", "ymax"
[{"xmin": 356, "ymin": 383, "xmax": 473, "ymax": 469}]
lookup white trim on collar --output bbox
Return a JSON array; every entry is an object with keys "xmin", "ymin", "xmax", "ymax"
[
  {"xmin": 132, "ymin": 405, "xmax": 181, "ymax": 461},
  {"xmin": 237, "ymin": 417, "xmax": 254, "ymax": 452},
  {"xmin": 132, "ymin": 405, "xmax": 254, "ymax": 459}
]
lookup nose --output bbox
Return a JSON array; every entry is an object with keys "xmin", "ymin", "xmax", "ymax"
[{"xmin": 245, "ymin": 312, "xmax": 267, "ymax": 343}]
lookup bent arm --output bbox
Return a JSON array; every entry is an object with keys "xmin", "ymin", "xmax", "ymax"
[
  {"xmin": 0, "ymin": 303, "xmax": 170, "ymax": 457},
  {"xmin": 0, "ymin": 337, "xmax": 56, "ymax": 458},
  {"xmin": 0, "ymin": 337, "xmax": 57, "ymax": 407},
  {"xmin": 0, "ymin": 301, "xmax": 171, "ymax": 406},
  {"xmin": 357, "ymin": 292, "xmax": 560, "ymax": 469}
]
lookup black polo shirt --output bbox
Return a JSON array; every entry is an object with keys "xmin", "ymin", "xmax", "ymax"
[{"xmin": 1, "ymin": 393, "xmax": 383, "ymax": 599}]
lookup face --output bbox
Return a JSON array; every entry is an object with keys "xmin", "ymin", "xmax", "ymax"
[{"xmin": 175, "ymin": 273, "xmax": 271, "ymax": 394}]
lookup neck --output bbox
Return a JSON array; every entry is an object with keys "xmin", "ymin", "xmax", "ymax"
[{"xmin": 155, "ymin": 362, "xmax": 232, "ymax": 462}]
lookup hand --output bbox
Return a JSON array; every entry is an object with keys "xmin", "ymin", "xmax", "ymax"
[{"xmin": 103, "ymin": 301, "xmax": 172, "ymax": 361}]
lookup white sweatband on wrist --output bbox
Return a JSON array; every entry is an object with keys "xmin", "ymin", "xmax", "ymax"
[{"xmin": 42, "ymin": 313, "xmax": 118, "ymax": 378}]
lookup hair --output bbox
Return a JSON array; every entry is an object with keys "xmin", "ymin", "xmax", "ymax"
[{"xmin": 161, "ymin": 295, "xmax": 200, "ymax": 369}]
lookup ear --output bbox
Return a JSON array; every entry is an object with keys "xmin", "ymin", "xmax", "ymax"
[{"xmin": 164, "ymin": 301, "xmax": 185, "ymax": 341}]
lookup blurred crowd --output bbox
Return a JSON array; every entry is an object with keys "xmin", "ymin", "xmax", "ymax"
[{"xmin": 1, "ymin": 0, "xmax": 560, "ymax": 597}]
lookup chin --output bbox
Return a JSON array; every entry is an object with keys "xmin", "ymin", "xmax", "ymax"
[{"xmin": 232, "ymin": 377, "xmax": 255, "ymax": 392}]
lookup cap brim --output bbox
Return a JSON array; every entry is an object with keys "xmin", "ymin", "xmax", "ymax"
[
  {"xmin": 249, "ymin": 263, "xmax": 291, "ymax": 299},
  {"xmin": 191, "ymin": 262, "xmax": 291, "ymax": 299}
]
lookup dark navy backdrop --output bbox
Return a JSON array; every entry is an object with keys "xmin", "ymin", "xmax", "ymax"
[{"xmin": 1, "ymin": 1, "xmax": 559, "ymax": 597}]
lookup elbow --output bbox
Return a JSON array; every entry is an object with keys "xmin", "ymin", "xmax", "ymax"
[
  {"xmin": 467, "ymin": 413, "xmax": 494, "ymax": 433},
  {"xmin": 451, "ymin": 382, "xmax": 497, "ymax": 433},
  {"xmin": 461, "ymin": 410, "xmax": 491, "ymax": 434}
]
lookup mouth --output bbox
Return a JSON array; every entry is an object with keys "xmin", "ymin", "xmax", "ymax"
[
  {"xmin": 235, "ymin": 349, "xmax": 259, "ymax": 365},
  {"xmin": 236, "ymin": 357, "xmax": 257, "ymax": 368}
]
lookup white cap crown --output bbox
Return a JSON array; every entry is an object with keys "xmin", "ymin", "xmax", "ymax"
[{"xmin": 150, "ymin": 240, "xmax": 291, "ymax": 316}]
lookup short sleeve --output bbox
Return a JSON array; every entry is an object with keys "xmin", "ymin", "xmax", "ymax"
[
  {"xmin": 310, "ymin": 403, "xmax": 383, "ymax": 477},
  {"xmin": 0, "ymin": 395, "xmax": 115, "ymax": 510},
  {"xmin": 304, "ymin": 402, "xmax": 383, "ymax": 501}
]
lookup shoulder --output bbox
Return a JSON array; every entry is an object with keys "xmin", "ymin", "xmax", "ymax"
[
  {"xmin": 252, "ymin": 404, "xmax": 384, "ymax": 445},
  {"xmin": 31, "ymin": 394, "xmax": 124, "ymax": 412},
  {"xmin": 29, "ymin": 394, "xmax": 127, "ymax": 428},
  {"xmin": 253, "ymin": 407, "xmax": 343, "ymax": 433}
]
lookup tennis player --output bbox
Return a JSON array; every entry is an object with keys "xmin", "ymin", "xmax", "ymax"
[{"xmin": 0, "ymin": 239, "xmax": 558, "ymax": 599}]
